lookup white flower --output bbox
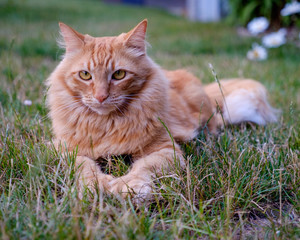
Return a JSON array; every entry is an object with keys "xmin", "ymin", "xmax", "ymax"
[
  {"xmin": 247, "ymin": 17, "xmax": 269, "ymax": 35},
  {"xmin": 262, "ymin": 29, "xmax": 287, "ymax": 48},
  {"xmin": 278, "ymin": 28, "xmax": 287, "ymax": 35},
  {"xmin": 23, "ymin": 99, "xmax": 32, "ymax": 106},
  {"xmin": 281, "ymin": 1, "xmax": 300, "ymax": 16},
  {"xmin": 247, "ymin": 44, "xmax": 268, "ymax": 61}
]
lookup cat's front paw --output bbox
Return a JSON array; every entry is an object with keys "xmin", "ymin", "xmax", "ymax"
[
  {"xmin": 77, "ymin": 174, "xmax": 115, "ymax": 199},
  {"xmin": 109, "ymin": 175, "xmax": 152, "ymax": 202}
]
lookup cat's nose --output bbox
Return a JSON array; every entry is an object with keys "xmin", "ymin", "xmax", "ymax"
[{"xmin": 95, "ymin": 93, "xmax": 108, "ymax": 103}]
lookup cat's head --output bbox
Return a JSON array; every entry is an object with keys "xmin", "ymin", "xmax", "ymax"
[{"xmin": 55, "ymin": 19, "xmax": 154, "ymax": 115}]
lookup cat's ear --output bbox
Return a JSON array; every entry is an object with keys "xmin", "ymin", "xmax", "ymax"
[
  {"xmin": 58, "ymin": 22, "xmax": 85, "ymax": 54},
  {"xmin": 124, "ymin": 19, "xmax": 148, "ymax": 54}
]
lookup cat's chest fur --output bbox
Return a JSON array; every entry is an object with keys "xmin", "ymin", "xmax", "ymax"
[{"xmin": 51, "ymin": 91, "xmax": 167, "ymax": 158}]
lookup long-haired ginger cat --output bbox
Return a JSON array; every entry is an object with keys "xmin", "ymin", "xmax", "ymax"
[{"xmin": 47, "ymin": 20, "xmax": 278, "ymax": 200}]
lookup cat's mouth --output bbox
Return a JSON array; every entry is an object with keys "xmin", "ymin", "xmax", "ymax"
[
  {"xmin": 81, "ymin": 95, "xmax": 129, "ymax": 116},
  {"xmin": 81, "ymin": 100, "xmax": 123, "ymax": 116},
  {"xmin": 86, "ymin": 103, "xmax": 116, "ymax": 115}
]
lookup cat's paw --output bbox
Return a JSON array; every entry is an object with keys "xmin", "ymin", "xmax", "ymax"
[
  {"xmin": 77, "ymin": 174, "xmax": 115, "ymax": 199},
  {"xmin": 109, "ymin": 175, "xmax": 152, "ymax": 203}
]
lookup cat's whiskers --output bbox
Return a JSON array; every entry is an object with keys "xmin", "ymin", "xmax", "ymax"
[
  {"xmin": 51, "ymin": 102, "xmax": 85, "ymax": 118},
  {"xmin": 53, "ymin": 95, "xmax": 82, "ymax": 100},
  {"xmin": 41, "ymin": 100, "xmax": 83, "ymax": 122},
  {"xmin": 109, "ymin": 95, "xmax": 137, "ymax": 104},
  {"xmin": 117, "ymin": 96, "xmax": 136, "ymax": 101},
  {"xmin": 52, "ymin": 100, "xmax": 82, "ymax": 112},
  {"xmin": 118, "ymin": 94, "xmax": 157, "ymax": 103},
  {"xmin": 112, "ymin": 103, "xmax": 126, "ymax": 116},
  {"xmin": 108, "ymin": 99, "xmax": 123, "ymax": 105}
]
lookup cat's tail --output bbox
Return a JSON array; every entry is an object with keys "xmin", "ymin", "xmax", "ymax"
[{"xmin": 204, "ymin": 78, "xmax": 280, "ymax": 127}]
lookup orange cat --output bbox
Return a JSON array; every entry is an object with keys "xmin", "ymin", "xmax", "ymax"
[{"xmin": 46, "ymin": 20, "xmax": 278, "ymax": 200}]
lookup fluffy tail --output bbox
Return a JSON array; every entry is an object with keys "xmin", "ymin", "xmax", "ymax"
[{"xmin": 204, "ymin": 79, "xmax": 279, "ymax": 126}]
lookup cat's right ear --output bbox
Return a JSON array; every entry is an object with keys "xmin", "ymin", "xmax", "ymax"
[{"xmin": 58, "ymin": 22, "xmax": 85, "ymax": 54}]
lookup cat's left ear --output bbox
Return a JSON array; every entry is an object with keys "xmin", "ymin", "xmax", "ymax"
[{"xmin": 124, "ymin": 19, "xmax": 148, "ymax": 54}]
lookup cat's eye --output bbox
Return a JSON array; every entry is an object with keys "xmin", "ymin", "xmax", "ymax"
[
  {"xmin": 112, "ymin": 70, "xmax": 126, "ymax": 80},
  {"xmin": 79, "ymin": 70, "xmax": 92, "ymax": 81}
]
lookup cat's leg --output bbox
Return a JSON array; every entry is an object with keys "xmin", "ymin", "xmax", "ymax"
[
  {"xmin": 75, "ymin": 156, "xmax": 114, "ymax": 198},
  {"xmin": 52, "ymin": 139, "xmax": 114, "ymax": 197},
  {"xmin": 109, "ymin": 141, "xmax": 184, "ymax": 201}
]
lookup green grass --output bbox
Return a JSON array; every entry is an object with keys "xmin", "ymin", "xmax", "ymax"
[{"xmin": 1, "ymin": 0, "xmax": 300, "ymax": 239}]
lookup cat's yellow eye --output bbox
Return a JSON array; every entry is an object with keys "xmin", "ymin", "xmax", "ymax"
[
  {"xmin": 112, "ymin": 70, "xmax": 126, "ymax": 80},
  {"xmin": 79, "ymin": 70, "xmax": 92, "ymax": 81}
]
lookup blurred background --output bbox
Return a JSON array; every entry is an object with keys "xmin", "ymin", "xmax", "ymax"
[{"xmin": 103, "ymin": 0, "xmax": 299, "ymax": 27}]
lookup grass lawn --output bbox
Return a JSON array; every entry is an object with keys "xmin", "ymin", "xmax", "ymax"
[{"xmin": 0, "ymin": 0, "xmax": 299, "ymax": 239}]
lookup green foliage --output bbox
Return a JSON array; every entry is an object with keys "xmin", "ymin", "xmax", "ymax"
[
  {"xmin": 17, "ymin": 38, "xmax": 59, "ymax": 60},
  {"xmin": 228, "ymin": 0, "xmax": 287, "ymax": 26},
  {"xmin": 0, "ymin": 0, "xmax": 299, "ymax": 238}
]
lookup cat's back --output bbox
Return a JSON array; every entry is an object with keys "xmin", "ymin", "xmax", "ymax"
[{"xmin": 164, "ymin": 69, "xmax": 217, "ymax": 139}]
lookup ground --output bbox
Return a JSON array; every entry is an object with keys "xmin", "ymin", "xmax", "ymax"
[{"xmin": 0, "ymin": 0, "xmax": 299, "ymax": 239}]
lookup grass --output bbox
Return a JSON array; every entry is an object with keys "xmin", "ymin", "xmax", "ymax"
[{"xmin": 0, "ymin": 0, "xmax": 299, "ymax": 239}]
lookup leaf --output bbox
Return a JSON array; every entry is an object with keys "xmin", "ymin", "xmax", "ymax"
[{"xmin": 241, "ymin": 1, "xmax": 259, "ymax": 25}]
